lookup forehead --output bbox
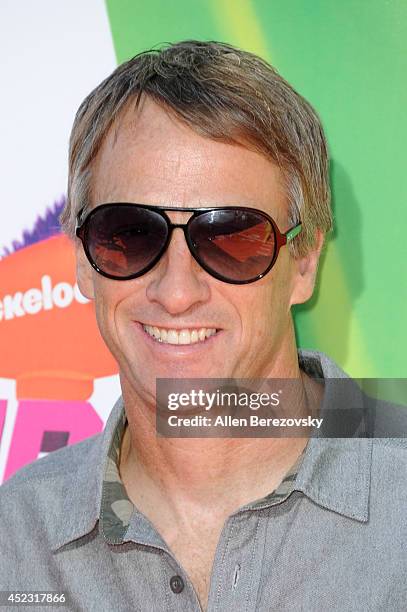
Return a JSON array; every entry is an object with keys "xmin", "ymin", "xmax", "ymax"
[{"xmin": 91, "ymin": 96, "xmax": 288, "ymax": 221}]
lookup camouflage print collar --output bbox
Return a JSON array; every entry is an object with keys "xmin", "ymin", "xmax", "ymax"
[
  {"xmin": 100, "ymin": 408, "xmax": 132, "ymax": 544},
  {"xmin": 99, "ymin": 406, "xmax": 306, "ymax": 544}
]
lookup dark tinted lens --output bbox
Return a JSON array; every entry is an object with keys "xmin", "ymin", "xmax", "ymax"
[
  {"xmin": 85, "ymin": 205, "xmax": 168, "ymax": 278},
  {"xmin": 189, "ymin": 209, "xmax": 276, "ymax": 282}
]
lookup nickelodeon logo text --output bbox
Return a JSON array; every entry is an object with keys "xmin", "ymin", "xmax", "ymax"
[{"xmin": 0, "ymin": 275, "xmax": 89, "ymax": 321}]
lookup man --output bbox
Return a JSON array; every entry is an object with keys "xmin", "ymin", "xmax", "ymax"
[{"xmin": 0, "ymin": 40, "xmax": 405, "ymax": 611}]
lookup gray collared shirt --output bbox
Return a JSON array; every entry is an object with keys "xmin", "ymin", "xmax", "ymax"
[{"xmin": 0, "ymin": 350, "xmax": 406, "ymax": 611}]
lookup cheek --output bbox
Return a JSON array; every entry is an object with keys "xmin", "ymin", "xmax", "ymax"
[
  {"xmin": 93, "ymin": 293, "xmax": 113, "ymax": 344},
  {"xmin": 269, "ymin": 252, "xmax": 298, "ymax": 306},
  {"xmin": 229, "ymin": 288, "xmax": 274, "ymax": 339},
  {"xmin": 235, "ymin": 263, "xmax": 295, "ymax": 335},
  {"xmin": 91, "ymin": 277, "xmax": 129, "ymax": 336}
]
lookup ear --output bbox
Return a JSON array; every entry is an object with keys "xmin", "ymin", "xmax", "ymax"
[
  {"xmin": 289, "ymin": 230, "xmax": 324, "ymax": 306},
  {"xmin": 75, "ymin": 238, "xmax": 95, "ymax": 300}
]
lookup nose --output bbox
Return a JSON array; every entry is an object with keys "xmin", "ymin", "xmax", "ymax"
[{"xmin": 145, "ymin": 228, "xmax": 210, "ymax": 315}]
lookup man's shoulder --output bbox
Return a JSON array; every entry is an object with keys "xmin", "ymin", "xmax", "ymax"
[
  {"xmin": 0, "ymin": 397, "xmax": 123, "ymax": 545},
  {"xmin": 0, "ymin": 432, "xmax": 102, "ymax": 499},
  {"xmin": 371, "ymin": 435, "xmax": 407, "ymax": 467},
  {"xmin": 356, "ymin": 394, "xmax": 407, "ymax": 483},
  {"xmin": 0, "ymin": 432, "xmax": 107, "ymax": 582},
  {"xmin": 369, "ymin": 436, "xmax": 407, "ymax": 520}
]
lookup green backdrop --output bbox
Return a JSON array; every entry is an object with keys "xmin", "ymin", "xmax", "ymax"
[{"xmin": 105, "ymin": 0, "xmax": 407, "ymax": 378}]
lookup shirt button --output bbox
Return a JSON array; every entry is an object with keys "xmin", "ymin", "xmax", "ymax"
[{"xmin": 170, "ymin": 575, "xmax": 185, "ymax": 594}]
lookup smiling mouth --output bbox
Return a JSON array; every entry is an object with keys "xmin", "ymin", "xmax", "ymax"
[{"xmin": 142, "ymin": 324, "xmax": 218, "ymax": 345}]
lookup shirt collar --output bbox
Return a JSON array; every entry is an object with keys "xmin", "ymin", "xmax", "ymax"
[
  {"xmin": 294, "ymin": 350, "xmax": 372, "ymax": 522},
  {"xmin": 101, "ymin": 417, "xmax": 307, "ymax": 546},
  {"xmin": 51, "ymin": 396, "xmax": 125, "ymax": 552},
  {"xmin": 51, "ymin": 350, "xmax": 373, "ymax": 551}
]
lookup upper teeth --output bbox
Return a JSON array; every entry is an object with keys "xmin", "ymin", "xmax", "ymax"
[{"xmin": 142, "ymin": 325, "xmax": 217, "ymax": 345}]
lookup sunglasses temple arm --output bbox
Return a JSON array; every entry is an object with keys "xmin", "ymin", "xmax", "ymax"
[
  {"xmin": 75, "ymin": 207, "xmax": 87, "ymax": 238},
  {"xmin": 285, "ymin": 222, "xmax": 302, "ymax": 243}
]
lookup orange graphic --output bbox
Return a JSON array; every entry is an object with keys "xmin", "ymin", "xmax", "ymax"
[{"xmin": 0, "ymin": 235, "xmax": 117, "ymax": 400}]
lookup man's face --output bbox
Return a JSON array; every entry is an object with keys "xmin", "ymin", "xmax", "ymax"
[{"xmin": 76, "ymin": 97, "xmax": 320, "ymax": 404}]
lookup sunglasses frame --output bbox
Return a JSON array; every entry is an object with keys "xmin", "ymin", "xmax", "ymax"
[{"xmin": 75, "ymin": 202, "xmax": 302, "ymax": 285}]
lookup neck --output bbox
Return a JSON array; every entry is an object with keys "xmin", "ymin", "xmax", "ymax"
[{"xmin": 118, "ymin": 339, "xmax": 323, "ymax": 523}]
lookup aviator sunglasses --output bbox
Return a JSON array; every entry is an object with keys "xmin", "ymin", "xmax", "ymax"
[{"xmin": 75, "ymin": 203, "xmax": 302, "ymax": 285}]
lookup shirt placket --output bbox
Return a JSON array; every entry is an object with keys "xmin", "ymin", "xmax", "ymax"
[
  {"xmin": 100, "ymin": 410, "xmax": 304, "ymax": 612},
  {"xmin": 206, "ymin": 509, "xmax": 268, "ymax": 612},
  {"xmin": 205, "ymin": 455, "xmax": 303, "ymax": 612},
  {"xmin": 125, "ymin": 508, "xmax": 268, "ymax": 612},
  {"xmin": 122, "ymin": 511, "xmax": 204, "ymax": 611}
]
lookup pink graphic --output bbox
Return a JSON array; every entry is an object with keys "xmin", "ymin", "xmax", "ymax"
[
  {"xmin": 3, "ymin": 399, "xmax": 103, "ymax": 481},
  {"xmin": 0, "ymin": 200, "xmax": 118, "ymax": 482}
]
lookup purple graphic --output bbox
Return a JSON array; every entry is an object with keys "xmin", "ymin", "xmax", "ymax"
[
  {"xmin": 40, "ymin": 430, "xmax": 70, "ymax": 453},
  {"xmin": 1, "ymin": 196, "xmax": 65, "ymax": 258}
]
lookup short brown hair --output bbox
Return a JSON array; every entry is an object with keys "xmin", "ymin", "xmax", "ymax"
[{"xmin": 61, "ymin": 40, "xmax": 332, "ymax": 256}]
